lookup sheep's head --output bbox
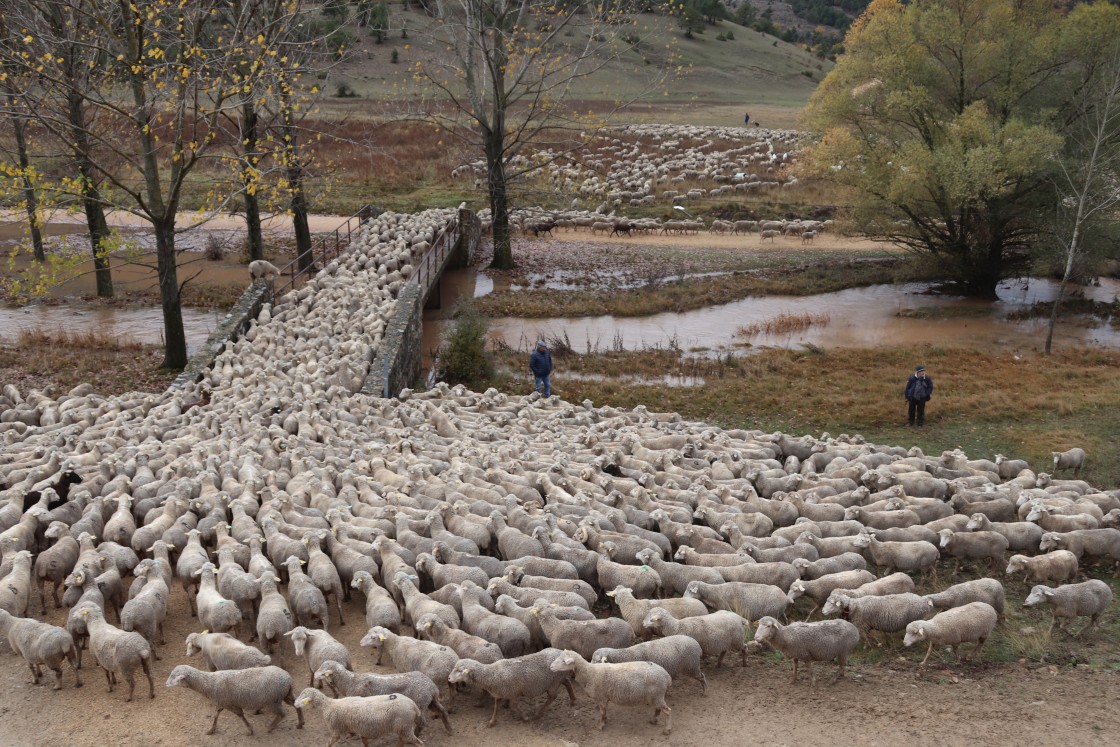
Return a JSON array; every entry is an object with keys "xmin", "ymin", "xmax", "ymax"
[
  {"xmin": 902, "ymin": 621, "xmax": 926, "ymax": 647},
  {"xmin": 448, "ymin": 662, "xmax": 474, "ymax": 685},
  {"xmin": 821, "ymin": 593, "xmax": 850, "ymax": 617},
  {"xmin": 548, "ymin": 651, "xmax": 580, "ymax": 672},
  {"xmin": 1005, "ymin": 556, "xmax": 1028, "ymax": 576},
  {"xmin": 683, "ymin": 581, "xmax": 702, "ymax": 598},
  {"xmin": 165, "ymin": 665, "xmax": 193, "ymax": 688},
  {"xmin": 753, "ymin": 616, "xmax": 780, "ymax": 643},
  {"xmin": 787, "ymin": 581, "xmax": 806, "ymax": 601},
  {"xmin": 937, "ymin": 529, "xmax": 955, "ymax": 548},
  {"xmin": 360, "ymin": 626, "xmax": 391, "ymax": 649},
  {"xmin": 642, "ymin": 607, "xmax": 668, "ymax": 629},
  {"xmin": 1023, "ymin": 586, "xmax": 1054, "ymax": 608}
]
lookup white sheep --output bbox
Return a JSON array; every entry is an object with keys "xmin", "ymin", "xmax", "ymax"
[
  {"xmin": 903, "ymin": 602, "xmax": 998, "ymax": 666},
  {"xmin": 166, "ymin": 664, "xmax": 302, "ymax": 735},
  {"xmin": 549, "ymin": 649, "xmax": 673, "ymax": 735},
  {"xmin": 754, "ymin": 616, "xmax": 860, "ymax": 685},
  {"xmin": 294, "ymin": 688, "xmax": 424, "ymax": 747}
]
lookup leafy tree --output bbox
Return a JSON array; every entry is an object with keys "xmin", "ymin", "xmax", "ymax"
[
  {"xmin": 803, "ymin": 0, "xmax": 1070, "ymax": 298},
  {"xmin": 1043, "ymin": 4, "xmax": 1120, "ymax": 352}
]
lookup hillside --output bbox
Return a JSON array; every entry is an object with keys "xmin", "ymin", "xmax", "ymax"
[{"xmin": 316, "ymin": 6, "xmax": 829, "ymax": 127}]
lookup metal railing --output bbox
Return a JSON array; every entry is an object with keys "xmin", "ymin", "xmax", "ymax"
[
  {"xmin": 275, "ymin": 204, "xmax": 379, "ymax": 296},
  {"xmin": 412, "ymin": 220, "xmax": 462, "ymax": 300}
]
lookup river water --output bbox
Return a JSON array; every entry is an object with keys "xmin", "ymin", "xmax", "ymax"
[
  {"xmin": 0, "ymin": 305, "xmax": 227, "ymax": 353},
  {"xmin": 424, "ymin": 269, "xmax": 1120, "ymax": 358}
]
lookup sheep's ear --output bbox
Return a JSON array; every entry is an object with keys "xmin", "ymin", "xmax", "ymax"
[
  {"xmin": 200, "ymin": 629, "xmax": 210, "ymax": 635},
  {"xmin": 1043, "ymin": 589, "xmax": 1055, "ymax": 597},
  {"xmin": 378, "ymin": 634, "xmax": 386, "ymax": 641}
]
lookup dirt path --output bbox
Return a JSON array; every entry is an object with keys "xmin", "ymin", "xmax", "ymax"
[{"xmin": 1, "ymin": 591, "xmax": 1115, "ymax": 747}]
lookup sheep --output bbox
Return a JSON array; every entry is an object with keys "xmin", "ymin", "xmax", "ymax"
[
  {"xmin": 596, "ymin": 549, "xmax": 661, "ymax": 599},
  {"xmin": 0, "ymin": 608, "xmax": 81, "ymax": 689},
  {"xmin": 937, "ymin": 529, "xmax": 1010, "ymax": 575},
  {"xmin": 294, "ymin": 687, "xmax": 424, "ymax": 747},
  {"xmin": 185, "ymin": 631, "xmax": 271, "ymax": 671},
  {"xmin": 965, "ymin": 513, "xmax": 1043, "ymax": 553},
  {"xmin": 683, "ymin": 580, "xmax": 790, "ymax": 622},
  {"xmin": 283, "ymin": 556, "xmax": 329, "ymax": 631},
  {"xmin": 823, "ymin": 592, "xmax": 934, "ymax": 645},
  {"xmin": 285, "ymin": 625, "xmax": 351, "ymax": 686},
  {"xmin": 302, "ymin": 532, "xmax": 345, "ymax": 626},
  {"xmin": 592, "ymin": 635, "xmax": 707, "ymax": 693},
  {"xmin": 922, "ymin": 578, "xmax": 1006, "ymax": 619},
  {"xmin": 350, "ymin": 570, "xmax": 402, "ymax": 632},
  {"xmin": 360, "ymin": 626, "xmax": 459, "ymax": 705},
  {"xmin": 1025, "ymin": 503, "xmax": 1099, "ymax": 532},
  {"xmin": 502, "ymin": 565, "xmax": 598, "ymax": 609},
  {"xmin": 642, "ymin": 607, "xmax": 749, "ymax": 667},
  {"xmin": 534, "ymin": 605, "xmax": 633, "ymax": 660},
  {"xmin": 604, "ymin": 584, "xmax": 706, "ymax": 638},
  {"xmin": 394, "ymin": 571, "xmax": 461, "ymax": 629},
  {"xmin": 1039, "ymin": 529, "xmax": 1120, "ymax": 566},
  {"xmin": 715, "ymin": 560, "xmax": 801, "ymax": 590},
  {"xmin": 834, "ymin": 571, "xmax": 916, "ymax": 600},
  {"xmin": 753, "ymin": 616, "xmax": 860, "ymax": 685},
  {"xmin": 313, "ymin": 660, "xmax": 452, "ymax": 733},
  {"xmin": 791, "ymin": 552, "xmax": 868, "ymax": 580},
  {"xmin": 248, "ymin": 259, "xmax": 281, "ymax": 281},
  {"xmin": 486, "ymin": 577, "xmax": 590, "ymax": 611},
  {"xmin": 34, "ymin": 521, "xmax": 79, "ymax": 613},
  {"xmin": 549, "ymin": 650, "xmax": 673, "ymax": 735},
  {"xmin": 851, "ymin": 533, "xmax": 939, "ymax": 580},
  {"xmin": 1005, "ymin": 551, "xmax": 1079, "ymax": 585},
  {"xmin": 903, "ymin": 602, "xmax": 999, "ymax": 666},
  {"xmin": 0, "ymin": 549, "xmax": 32, "ymax": 616},
  {"xmin": 1052, "ymin": 447, "xmax": 1086, "ymax": 477},
  {"xmin": 415, "ymin": 612, "xmax": 503, "ymax": 663},
  {"xmin": 786, "ymin": 569, "xmax": 876, "ymax": 620},
  {"xmin": 192, "ymin": 562, "xmax": 243, "ymax": 639},
  {"xmin": 119, "ymin": 562, "xmax": 168, "ymax": 656},
  {"xmin": 449, "ymin": 648, "xmax": 577, "ymax": 727},
  {"xmin": 460, "ymin": 581, "xmax": 533, "ymax": 656},
  {"xmin": 77, "ymin": 602, "xmax": 155, "ymax": 701},
  {"xmin": 256, "ymin": 574, "xmax": 294, "ymax": 663},
  {"xmin": 1023, "ymin": 580, "xmax": 1114, "ymax": 636},
  {"xmin": 166, "ymin": 664, "xmax": 302, "ymax": 735}
]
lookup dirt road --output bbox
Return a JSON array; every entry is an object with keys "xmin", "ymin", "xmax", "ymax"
[{"xmin": 1, "ymin": 591, "xmax": 1115, "ymax": 747}]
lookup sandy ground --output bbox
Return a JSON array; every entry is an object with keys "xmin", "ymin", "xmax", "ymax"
[{"xmin": 1, "ymin": 588, "xmax": 1117, "ymax": 747}]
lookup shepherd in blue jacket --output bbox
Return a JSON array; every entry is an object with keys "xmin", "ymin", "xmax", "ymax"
[
  {"xmin": 904, "ymin": 365, "xmax": 934, "ymax": 427},
  {"xmin": 529, "ymin": 340, "xmax": 553, "ymax": 397}
]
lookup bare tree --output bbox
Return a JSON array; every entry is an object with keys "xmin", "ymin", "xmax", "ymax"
[
  {"xmin": 0, "ymin": 15, "xmax": 45, "ymax": 263},
  {"xmin": 417, "ymin": 0, "xmax": 664, "ymax": 269},
  {"xmin": 1045, "ymin": 45, "xmax": 1120, "ymax": 355}
]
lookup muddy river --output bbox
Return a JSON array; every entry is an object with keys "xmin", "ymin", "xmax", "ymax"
[
  {"xmin": 0, "ymin": 305, "xmax": 226, "ymax": 353},
  {"xmin": 423, "ymin": 270, "xmax": 1120, "ymax": 359}
]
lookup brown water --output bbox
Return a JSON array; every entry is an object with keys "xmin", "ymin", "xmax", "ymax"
[
  {"xmin": 425, "ymin": 269, "xmax": 1120, "ymax": 358},
  {"xmin": 0, "ymin": 305, "xmax": 226, "ymax": 353}
]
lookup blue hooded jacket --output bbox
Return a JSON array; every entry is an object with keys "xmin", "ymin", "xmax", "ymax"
[
  {"xmin": 529, "ymin": 347, "xmax": 553, "ymax": 377},
  {"xmin": 905, "ymin": 373, "xmax": 933, "ymax": 401}
]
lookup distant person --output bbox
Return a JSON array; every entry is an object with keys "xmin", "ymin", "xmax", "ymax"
[
  {"xmin": 744, "ymin": 112, "xmax": 751, "ymax": 126},
  {"xmin": 904, "ymin": 365, "xmax": 934, "ymax": 427},
  {"xmin": 530, "ymin": 340, "xmax": 553, "ymax": 397}
]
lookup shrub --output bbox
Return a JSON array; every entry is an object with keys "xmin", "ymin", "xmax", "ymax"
[
  {"xmin": 335, "ymin": 81, "xmax": 358, "ymax": 97},
  {"xmin": 438, "ymin": 302, "xmax": 492, "ymax": 385},
  {"xmin": 203, "ymin": 234, "xmax": 225, "ymax": 261},
  {"xmin": 391, "ymin": 48, "xmax": 399, "ymax": 64}
]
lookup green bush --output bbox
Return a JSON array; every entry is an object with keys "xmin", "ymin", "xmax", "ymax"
[{"xmin": 438, "ymin": 303, "xmax": 493, "ymax": 385}]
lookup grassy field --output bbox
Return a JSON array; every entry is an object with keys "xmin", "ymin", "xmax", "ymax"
[{"xmin": 488, "ymin": 345, "xmax": 1120, "ymax": 487}]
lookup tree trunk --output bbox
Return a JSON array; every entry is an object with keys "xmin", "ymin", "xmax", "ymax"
[
  {"xmin": 154, "ymin": 216, "xmax": 187, "ymax": 369},
  {"xmin": 8, "ymin": 96, "xmax": 45, "ymax": 263},
  {"xmin": 1044, "ymin": 278, "xmax": 1065, "ymax": 355},
  {"xmin": 280, "ymin": 90, "xmax": 312, "ymax": 273},
  {"xmin": 69, "ymin": 90, "xmax": 113, "ymax": 297},
  {"xmin": 485, "ymin": 128, "xmax": 513, "ymax": 270},
  {"xmin": 240, "ymin": 98, "xmax": 264, "ymax": 262}
]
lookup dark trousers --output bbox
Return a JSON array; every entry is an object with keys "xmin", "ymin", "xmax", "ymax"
[{"xmin": 908, "ymin": 398, "xmax": 926, "ymax": 426}]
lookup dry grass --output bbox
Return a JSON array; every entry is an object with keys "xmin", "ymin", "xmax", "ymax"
[
  {"xmin": 737, "ymin": 311, "xmax": 830, "ymax": 337},
  {"xmin": 0, "ymin": 330, "xmax": 175, "ymax": 394}
]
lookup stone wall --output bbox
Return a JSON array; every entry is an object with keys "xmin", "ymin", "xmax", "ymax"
[
  {"xmin": 362, "ymin": 282, "xmax": 423, "ymax": 398},
  {"xmin": 167, "ymin": 280, "xmax": 273, "ymax": 392}
]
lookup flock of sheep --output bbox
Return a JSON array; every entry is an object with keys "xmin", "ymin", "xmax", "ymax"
[{"xmin": 1, "ymin": 199, "xmax": 1118, "ymax": 744}]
